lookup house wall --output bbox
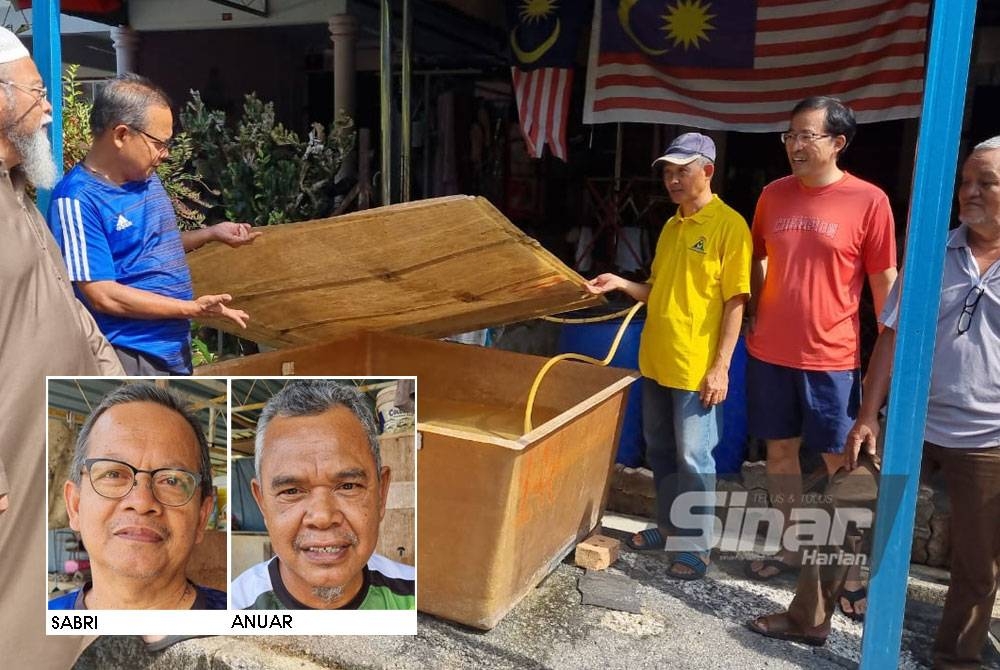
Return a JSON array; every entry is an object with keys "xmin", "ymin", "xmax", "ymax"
[
  {"xmin": 128, "ymin": 0, "xmax": 347, "ymax": 31},
  {"xmin": 138, "ymin": 25, "xmax": 330, "ymax": 133}
]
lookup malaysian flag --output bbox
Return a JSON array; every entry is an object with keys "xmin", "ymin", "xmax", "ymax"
[
  {"xmin": 583, "ymin": 0, "xmax": 930, "ymax": 131},
  {"xmin": 506, "ymin": 1, "xmax": 589, "ymax": 160}
]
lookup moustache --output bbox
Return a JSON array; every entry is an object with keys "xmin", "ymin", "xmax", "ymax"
[
  {"xmin": 292, "ymin": 531, "xmax": 360, "ymax": 552},
  {"xmin": 109, "ymin": 517, "xmax": 171, "ymax": 541}
]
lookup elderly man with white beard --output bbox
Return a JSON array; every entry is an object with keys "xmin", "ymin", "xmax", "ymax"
[{"xmin": 0, "ymin": 26, "xmax": 124, "ymax": 670}]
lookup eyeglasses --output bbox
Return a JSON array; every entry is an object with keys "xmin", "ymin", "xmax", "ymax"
[
  {"xmin": 127, "ymin": 125, "xmax": 172, "ymax": 153},
  {"xmin": 780, "ymin": 132, "xmax": 832, "ymax": 145},
  {"xmin": 957, "ymin": 285, "xmax": 985, "ymax": 335},
  {"xmin": 0, "ymin": 80, "xmax": 47, "ymax": 103},
  {"xmin": 83, "ymin": 457, "xmax": 202, "ymax": 507}
]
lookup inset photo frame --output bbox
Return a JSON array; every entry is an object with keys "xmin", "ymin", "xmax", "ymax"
[
  {"xmin": 46, "ymin": 377, "xmax": 228, "ymax": 614},
  {"xmin": 229, "ymin": 377, "xmax": 416, "ymax": 618}
]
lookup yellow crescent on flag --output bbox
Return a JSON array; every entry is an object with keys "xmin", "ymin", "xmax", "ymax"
[
  {"xmin": 510, "ymin": 19, "xmax": 562, "ymax": 65},
  {"xmin": 618, "ymin": 0, "xmax": 668, "ymax": 56}
]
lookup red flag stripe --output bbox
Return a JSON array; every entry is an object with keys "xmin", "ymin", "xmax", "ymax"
[
  {"xmin": 512, "ymin": 68, "xmax": 539, "ymax": 156},
  {"xmin": 599, "ymin": 25, "xmax": 927, "ymax": 69},
  {"xmin": 540, "ymin": 70, "xmax": 557, "ymax": 159},
  {"xmin": 593, "ymin": 80, "xmax": 923, "ymax": 117},
  {"xmin": 535, "ymin": 69, "xmax": 554, "ymax": 158},
  {"xmin": 527, "ymin": 70, "xmax": 543, "ymax": 156},
  {"xmin": 594, "ymin": 26, "xmax": 927, "ymax": 67},
  {"xmin": 511, "ymin": 67, "xmax": 573, "ymax": 161},
  {"xmin": 596, "ymin": 67, "xmax": 924, "ymax": 104},
  {"xmin": 529, "ymin": 71, "xmax": 545, "ymax": 157},
  {"xmin": 757, "ymin": 0, "xmax": 913, "ymax": 12},
  {"xmin": 552, "ymin": 69, "xmax": 572, "ymax": 160},
  {"xmin": 754, "ymin": 16, "xmax": 927, "ymax": 57},
  {"xmin": 598, "ymin": 50, "xmax": 923, "ymax": 84},
  {"xmin": 757, "ymin": 0, "xmax": 908, "ymax": 9},
  {"xmin": 757, "ymin": 0, "xmax": 921, "ymax": 31}
]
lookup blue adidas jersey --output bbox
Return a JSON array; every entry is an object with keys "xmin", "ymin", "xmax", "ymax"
[{"xmin": 47, "ymin": 165, "xmax": 193, "ymax": 373}]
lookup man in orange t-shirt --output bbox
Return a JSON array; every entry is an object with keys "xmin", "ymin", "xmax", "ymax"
[{"xmin": 743, "ymin": 98, "xmax": 897, "ymax": 636}]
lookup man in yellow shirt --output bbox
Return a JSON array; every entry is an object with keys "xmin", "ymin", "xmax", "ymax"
[{"xmin": 588, "ymin": 133, "xmax": 751, "ymax": 579}]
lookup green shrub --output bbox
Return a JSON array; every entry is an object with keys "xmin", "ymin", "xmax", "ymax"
[{"xmin": 180, "ymin": 91, "xmax": 355, "ymax": 226}]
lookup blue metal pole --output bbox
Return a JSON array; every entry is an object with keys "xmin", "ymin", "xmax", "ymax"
[
  {"xmin": 32, "ymin": 0, "xmax": 63, "ymax": 214},
  {"xmin": 859, "ymin": 0, "xmax": 978, "ymax": 667}
]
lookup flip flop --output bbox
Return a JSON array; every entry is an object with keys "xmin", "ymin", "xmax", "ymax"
[
  {"xmin": 744, "ymin": 558, "xmax": 794, "ymax": 581},
  {"xmin": 667, "ymin": 551, "xmax": 709, "ymax": 581},
  {"xmin": 144, "ymin": 635, "xmax": 209, "ymax": 653},
  {"xmin": 837, "ymin": 587, "xmax": 867, "ymax": 622},
  {"xmin": 625, "ymin": 528, "xmax": 666, "ymax": 551},
  {"xmin": 746, "ymin": 613, "xmax": 828, "ymax": 647}
]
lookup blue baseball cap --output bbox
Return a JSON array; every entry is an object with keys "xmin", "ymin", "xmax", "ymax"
[{"xmin": 652, "ymin": 132, "xmax": 716, "ymax": 166}]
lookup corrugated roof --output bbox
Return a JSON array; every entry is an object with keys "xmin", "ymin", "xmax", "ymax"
[{"xmin": 47, "ymin": 378, "xmax": 229, "ymax": 474}]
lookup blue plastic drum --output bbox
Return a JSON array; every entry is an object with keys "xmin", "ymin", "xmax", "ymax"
[
  {"xmin": 557, "ymin": 316, "xmax": 646, "ymax": 467},
  {"xmin": 557, "ymin": 319, "xmax": 749, "ymax": 473},
  {"xmin": 713, "ymin": 336, "xmax": 749, "ymax": 476}
]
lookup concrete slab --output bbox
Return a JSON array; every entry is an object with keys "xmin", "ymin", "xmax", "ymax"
[
  {"xmin": 578, "ymin": 570, "xmax": 642, "ymax": 613},
  {"xmin": 77, "ymin": 542, "xmax": 1000, "ymax": 670},
  {"xmin": 74, "ymin": 520, "xmax": 1000, "ymax": 670}
]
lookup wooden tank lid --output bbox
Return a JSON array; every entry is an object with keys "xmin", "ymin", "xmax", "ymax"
[{"xmin": 187, "ymin": 195, "xmax": 603, "ymax": 348}]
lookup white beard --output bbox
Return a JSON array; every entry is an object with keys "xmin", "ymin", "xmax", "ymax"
[{"xmin": 10, "ymin": 122, "xmax": 58, "ymax": 189}]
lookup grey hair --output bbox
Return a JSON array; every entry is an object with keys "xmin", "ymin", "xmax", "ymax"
[
  {"xmin": 254, "ymin": 380, "xmax": 380, "ymax": 481},
  {"xmin": 0, "ymin": 63, "xmax": 17, "ymax": 122},
  {"xmin": 657, "ymin": 155, "xmax": 713, "ymax": 174},
  {"xmin": 0, "ymin": 85, "xmax": 13, "ymax": 126},
  {"xmin": 90, "ymin": 73, "xmax": 172, "ymax": 136},
  {"xmin": 70, "ymin": 382, "xmax": 213, "ymax": 499},
  {"xmin": 973, "ymin": 136, "xmax": 1000, "ymax": 153}
]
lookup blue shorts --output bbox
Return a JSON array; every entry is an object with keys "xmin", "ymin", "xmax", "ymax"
[{"xmin": 746, "ymin": 356, "xmax": 860, "ymax": 453}]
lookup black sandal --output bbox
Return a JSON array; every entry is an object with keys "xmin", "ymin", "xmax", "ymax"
[
  {"xmin": 837, "ymin": 587, "xmax": 867, "ymax": 622},
  {"xmin": 746, "ymin": 613, "xmax": 828, "ymax": 646}
]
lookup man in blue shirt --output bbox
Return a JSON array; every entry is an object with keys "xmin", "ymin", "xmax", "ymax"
[{"xmin": 48, "ymin": 74, "xmax": 260, "ymax": 375}]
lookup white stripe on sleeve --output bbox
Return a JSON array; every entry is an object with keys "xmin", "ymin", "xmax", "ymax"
[
  {"xmin": 56, "ymin": 197, "xmax": 75, "ymax": 277},
  {"xmin": 72, "ymin": 199, "xmax": 91, "ymax": 281}
]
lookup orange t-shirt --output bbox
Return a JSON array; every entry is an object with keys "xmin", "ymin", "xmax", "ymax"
[{"xmin": 747, "ymin": 173, "xmax": 896, "ymax": 370}]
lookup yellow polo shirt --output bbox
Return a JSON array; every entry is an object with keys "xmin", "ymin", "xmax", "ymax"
[{"xmin": 639, "ymin": 194, "xmax": 752, "ymax": 391}]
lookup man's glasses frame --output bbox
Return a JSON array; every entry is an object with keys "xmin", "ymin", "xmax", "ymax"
[
  {"xmin": 780, "ymin": 131, "xmax": 833, "ymax": 145},
  {"xmin": 83, "ymin": 457, "xmax": 203, "ymax": 507},
  {"xmin": 127, "ymin": 125, "xmax": 173, "ymax": 153},
  {"xmin": 957, "ymin": 285, "xmax": 985, "ymax": 335},
  {"xmin": 0, "ymin": 80, "xmax": 47, "ymax": 103}
]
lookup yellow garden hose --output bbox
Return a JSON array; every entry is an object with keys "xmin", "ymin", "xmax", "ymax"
[
  {"xmin": 523, "ymin": 301, "xmax": 645, "ymax": 435},
  {"xmin": 540, "ymin": 305, "xmax": 638, "ymax": 324}
]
